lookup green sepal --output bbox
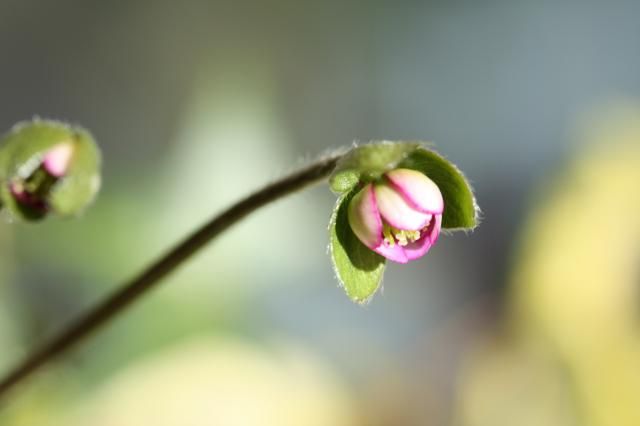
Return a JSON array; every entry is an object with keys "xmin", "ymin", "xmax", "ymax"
[{"xmin": 329, "ymin": 188, "xmax": 386, "ymax": 303}]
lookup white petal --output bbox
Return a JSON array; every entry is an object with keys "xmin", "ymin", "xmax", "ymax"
[{"xmin": 374, "ymin": 182, "xmax": 432, "ymax": 231}]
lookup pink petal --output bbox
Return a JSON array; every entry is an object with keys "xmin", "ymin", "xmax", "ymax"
[
  {"xmin": 385, "ymin": 169, "xmax": 444, "ymax": 214},
  {"xmin": 402, "ymin": 234, "xmax": 433, "ymax": 261},
  {"xmin": 429, "ymin": 213, "xmax": 442, "ymax": 245},
  {"xmin": 402, "ymin": 215, "xmax": 441, "ymax": 261},
  {"xmin": 347, "ymin": 184, "xmax": 383, "ymax": 248},
  {"xmin": 374, "ymin": 182, "xmax": 433, "ymax": 231},
  {"xmin": 373, "ymin": 241, "xmax": 409, "ymax": 264},
  {"xmin": 43, "ymin": 143, "xmax": 74, "ymax": 177}
]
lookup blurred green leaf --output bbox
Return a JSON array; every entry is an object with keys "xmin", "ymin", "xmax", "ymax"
[
  {"xmin": 0, "ymin": 119, "xmax": 101, "ymax": 221},
  {"xmin": 329, "ymin": 189, "xmax": 386, "ymax": 303},
  {"xmin": 399, "ymin": 147, "xmax": 478, "ymax": 230}
]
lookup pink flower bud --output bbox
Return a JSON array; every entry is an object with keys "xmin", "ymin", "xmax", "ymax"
[{"xmin": 347, "ymin": 168, "xmax": 443, "ymax": 263}]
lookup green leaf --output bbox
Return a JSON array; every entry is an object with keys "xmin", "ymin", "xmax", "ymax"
[
  {"xmin": 329, "ymin": 188, "xmax": 386, "ymax": 303},
  {"xmin": 398, "ymin": 147, "xmax": 478, "ymax": 230},
  {"xmin": 0, "ymin": 119, "xmax": 101, "ymax": 221}
]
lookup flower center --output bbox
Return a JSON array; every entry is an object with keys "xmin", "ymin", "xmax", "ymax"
[{"xmin": 382, "ymin": 222, "xmax": 426, "ymax": 247}]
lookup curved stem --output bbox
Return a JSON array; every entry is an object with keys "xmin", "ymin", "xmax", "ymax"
[{"xmin": 0, "ymin": 153, "xmax": 342, "ymax": 398}]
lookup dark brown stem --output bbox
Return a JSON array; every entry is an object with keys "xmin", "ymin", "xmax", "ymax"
[{"xmin": 0, "ymin": 153, "xmax": 341, "ymax": 398}]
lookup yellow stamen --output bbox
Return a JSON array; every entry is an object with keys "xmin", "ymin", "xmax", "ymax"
[
  {"xmin": 407, "ymin": 230, "xmax": 421, "ymax": 242},
  {"xmin": 383, "ymin": 223, "xmax": 395, "ymax": 247},
  {"xmin": 395, "ymin": 229, "xmax": 408, "ymax": 246},
  {"xmin": 383, "ymin": 223, "xmax": 427, "ymax": 247}
]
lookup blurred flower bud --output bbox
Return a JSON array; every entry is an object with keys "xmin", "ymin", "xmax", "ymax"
[{"xmin": 0, "ymin": 119, "xmax": 101, "ymax": 221}]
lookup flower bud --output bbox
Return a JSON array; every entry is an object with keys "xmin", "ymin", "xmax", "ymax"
[
  {"xmin": 347, "ymin": 168, "xmax": 443, "ymax": 263},
  {"xmin": 0, "ymin": 119, "xmax": 101, "ymax": 221}
]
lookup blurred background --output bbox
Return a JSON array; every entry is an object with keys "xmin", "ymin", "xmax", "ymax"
[{"xmin": 1, "ymin": 0, "xmax": 639, "ymax": 424}]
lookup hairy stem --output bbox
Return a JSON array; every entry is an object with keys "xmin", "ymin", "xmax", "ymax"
[{"xmin": 0, "ymin": 153, "xmax": 342, "ymax": 398}]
